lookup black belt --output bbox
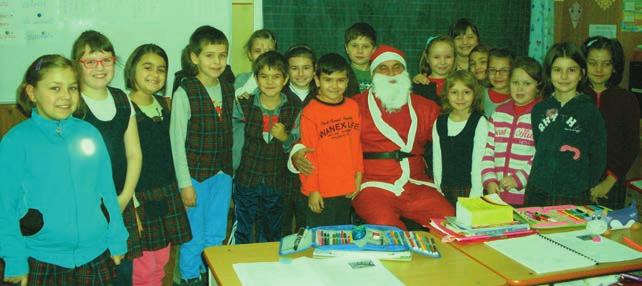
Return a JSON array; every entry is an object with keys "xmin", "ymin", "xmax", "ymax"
[{"xmin": 363, "ymin": 150, "xmax": 414, "ymax": 161}]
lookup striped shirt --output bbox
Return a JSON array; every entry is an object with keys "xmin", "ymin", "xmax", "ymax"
[{"xmin": 481, "ymin": 100, "xmax": 537, "ymax": 205}]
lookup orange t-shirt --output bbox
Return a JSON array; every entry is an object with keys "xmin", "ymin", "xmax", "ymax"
[{"xmin": 299, "ymin": 97, "xmax": 363, "ymax": 198}]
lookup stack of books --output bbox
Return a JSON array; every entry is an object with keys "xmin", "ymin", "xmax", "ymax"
[
  {"xmin": 456, "ymin": 195, "xmax": 514, "ymax": 228},
  {"xmin": 429, "ymin": 195, "xmax": 534, "ymax": 242}
]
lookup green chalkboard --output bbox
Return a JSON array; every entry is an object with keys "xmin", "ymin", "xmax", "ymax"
[{"xmin": 264, "ymin": 0, "xmax": 531, "ymax": 76}]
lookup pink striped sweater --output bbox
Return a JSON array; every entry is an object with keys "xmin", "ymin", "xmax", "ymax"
[{"xmin": 481, "ymin": 100, "xmax": 537, "ymax": 205}]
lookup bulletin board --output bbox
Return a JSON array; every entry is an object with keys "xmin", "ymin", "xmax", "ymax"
[{"xmin": 0, "ymin": 0, "xmax": 232, "ymax": 103}]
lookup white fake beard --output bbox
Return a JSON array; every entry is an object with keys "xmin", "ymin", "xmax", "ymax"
[{"xmin": 372, "ymin": 71, "xmax": 411, "ymax": 113}]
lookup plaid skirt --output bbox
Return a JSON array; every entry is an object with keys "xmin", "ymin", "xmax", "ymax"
[
  {"xmin": 441, "ymin": 186, "xmax": 471, "ymax": 207},
  {"xmin": 27, "ymin": 251, "xmax": 114, "ymax": 286},
  {"xmin": 122, "ymin": 201, "xmax": 143, "ymax": 260},
  {"xmin": 523, "ymin": 185, "xmax": 591, "ymax": 207},
  {"xmin": 135, "ymin": 182, "xmax": 192, "ymax": 251}
]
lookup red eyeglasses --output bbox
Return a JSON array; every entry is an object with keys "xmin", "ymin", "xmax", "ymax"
[{"xmin": 78, "ymin": 56, "xmax": 117, "ymax": 69}]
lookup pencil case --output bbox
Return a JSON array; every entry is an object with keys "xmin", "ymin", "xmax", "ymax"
[
  {"xmin": 515, "ymin": 204, "xmax": 608, "ymax": 229},
  {"xmin": 278, "ymin": 224, "xmax": 440, "ymax": 258}
]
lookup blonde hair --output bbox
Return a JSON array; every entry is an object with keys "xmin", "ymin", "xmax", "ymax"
[
  {"xmin": 17, "ymin": 55, "xmax": 77, "ymax": 116},
  {"xmin": 441, "ymin": 70, "xmax": 483, "ymax": 114},
  {"xmin": 418, "ymin": 35, "xmax": 455, "ymax": 76}
]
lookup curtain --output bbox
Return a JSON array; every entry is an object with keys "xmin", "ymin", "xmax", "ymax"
[{"xmin": 528, "ymin": 0, "xmax": 555, "ymax": 62}]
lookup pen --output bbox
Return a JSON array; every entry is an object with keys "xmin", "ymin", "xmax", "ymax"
[
  {"xmin": 562, "ymin": 210, "xmax": 582, "ymax": 221},
  {"xmin": 430, "ymin": 237, "xmax": 440, "ymax": 256},
  {"xmin": 293, "ymin": 227, "xmax": 305, "ymax": 251},
  {"xmin": 524, "ymin": 211, "xmax": 538, "ymax": 222},
  {"xmin": 540, "ymin": 213, "xmax": 558, "ymax": 222}
]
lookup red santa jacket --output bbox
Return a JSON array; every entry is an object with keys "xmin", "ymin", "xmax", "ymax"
[{"xmin": 353, "ymin": 90, "xmax": 441, "ymax": 196}]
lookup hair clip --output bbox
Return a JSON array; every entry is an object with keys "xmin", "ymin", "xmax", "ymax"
[
  {"xmin": 586, "ymin": 39, "xmax": 598, "ymax": 47},
  {"xmin": 426, "ymin": 36, "xmax": 439, "ymax": 48},
  {"xmin": 35, "ymin": 58, "xmax": 44, "ymax": 71},
  {"xmin": 287, "ymin": 44, "xmax": 312, "ymax": 53}
]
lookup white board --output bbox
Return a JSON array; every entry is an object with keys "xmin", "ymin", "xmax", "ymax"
[{"xmin": 0, "ymin": 0, "xmax": 232, "ymax": 103}]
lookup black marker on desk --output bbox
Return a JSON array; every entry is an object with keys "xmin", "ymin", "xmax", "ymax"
[
  {"xmin": 293, "ymin": 227, "xmax": 305, "ymax": 251},
  {"xmin": 430, "ymin": 237, "xmax": 441, "ymax": 256}
]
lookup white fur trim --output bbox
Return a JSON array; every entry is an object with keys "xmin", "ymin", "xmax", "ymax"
[
  {"xmin": 363, "ymin": 90, "xmax": 418, "ymax": 196},
  {"xmin": 370, "ymin": 52, "xmax": 407, "ymax": 74}
]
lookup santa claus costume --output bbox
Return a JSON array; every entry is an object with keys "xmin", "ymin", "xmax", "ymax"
[{"xmin": 351, "ymin": 45, "xmax": 455, "ymax": 230}]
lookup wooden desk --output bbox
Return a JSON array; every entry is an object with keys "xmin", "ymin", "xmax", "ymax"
[
  {"xmin": 449, "ymin": 228, "xmax": 642, "ymax": 285},
  {"xmin": 203, "ymin": 232, "xmax": 505, "ymax": 286}
]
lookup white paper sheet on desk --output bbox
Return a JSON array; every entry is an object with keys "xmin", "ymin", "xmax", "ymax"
[{"xmin": 233, "ymin": 257, "xmax": 404, "ymax": 286}]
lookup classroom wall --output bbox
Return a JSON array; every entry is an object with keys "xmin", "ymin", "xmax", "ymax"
[
  {"xmin": 554, "ymin": 0, "xmax": 642, "ymax": 89},
  {"xmin": 231, "ymin": 0, "xmax": 255, "ymax": 76},
  {"xmin": 0, "ymin": 1, "xmax": 255, "ymax": 138}
]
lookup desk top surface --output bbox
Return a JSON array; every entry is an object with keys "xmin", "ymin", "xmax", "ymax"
[
  {"xmin": 204, "ymin": 231, "xmax": 505, "ymax": 286},
  {"xmin": 450, "ymin": 228, "xmax": 642, "ymax": 286}
]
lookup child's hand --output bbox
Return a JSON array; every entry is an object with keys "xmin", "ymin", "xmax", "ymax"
[
  {"xmin": 412, "ymin": 73, "xmax": 430, "ymax": 85},
  {"xmin": 346, "ymin": 172, "xmax": 363, "ymax": 199},
  {"xmin": 111, "ymin": 255, "xmax": 123, "ymax": 266},
  {"xmin": 270, "ymin": 123, "xmax": 288, "ymax": 142},
  {"xmin": 308, "ymin": 192, "xmax": 324, "ymax": 213},
  {"xmin": 180, "ymin": 186, "xmax": 197, "ymax": 208},
  {"xmin": 4, "ymin": 274, "xmax": 27, "ymax": 286},
  {"xmin": 590, "ymin": 176, "xmax": 616, "ymax": 203},
  {"xmin": 499, "ymin": 176, "xmax": 517, "ymax": 190},
  {"xmin": 237, "ymin": 92, "xmax": 251, "ymax": 100},
  {"xmin": 486, "ymin": 182, "xmax": 501, "ymax": 194},
  {"xmin": 293, "ymin": 148, "xmax": 315, "ymax": 175},
  {"xmin": 346, "ymin": 190, "xmax": 361, "ymax": 199}
]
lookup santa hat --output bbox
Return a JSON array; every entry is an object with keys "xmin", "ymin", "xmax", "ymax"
[{"xmin": 369, "ymin": 45, "xmax": 407, "ymax": 74}]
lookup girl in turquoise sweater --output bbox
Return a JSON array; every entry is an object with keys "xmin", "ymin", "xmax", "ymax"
[{"xmin": 0, "ymin": 55, "xmax": 128, "ymax": 286}]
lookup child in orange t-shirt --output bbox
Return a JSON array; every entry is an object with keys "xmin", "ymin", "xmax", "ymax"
[{"xmin": 299, "ymin": 53, "xmax": 363, "ymax": 227}]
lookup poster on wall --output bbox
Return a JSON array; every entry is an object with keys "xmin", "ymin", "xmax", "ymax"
[
  {"xmin": 589, "ymin": 24, "xmax": 617, "ymax": 38},
  {"xmin": 622, "ymin": 0, "xmax": 642, "ymax": 32}
]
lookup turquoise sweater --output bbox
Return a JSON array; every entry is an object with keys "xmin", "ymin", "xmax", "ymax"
[{"xmin": 0, "ymin": 111, "xmax": 128, "ymax": 277}]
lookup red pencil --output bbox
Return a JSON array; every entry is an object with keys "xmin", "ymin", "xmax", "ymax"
[{"xmin": 623, "ymin": 236, "xmax": 642, "ymax": 252}]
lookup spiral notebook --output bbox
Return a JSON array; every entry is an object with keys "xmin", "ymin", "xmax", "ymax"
[{"xmin": 485, "ymin": 230, "xmax": 642, "ymax": 274}]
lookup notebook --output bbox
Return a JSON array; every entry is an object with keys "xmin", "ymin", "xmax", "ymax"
[{"xmin": 485, "ymin": 230, "xmax": 642, "ymax": 274}]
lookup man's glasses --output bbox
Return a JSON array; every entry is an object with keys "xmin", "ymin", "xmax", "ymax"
[{"xmin": 78, "ymin": 56, "xmax": 117, "ymax": 69}]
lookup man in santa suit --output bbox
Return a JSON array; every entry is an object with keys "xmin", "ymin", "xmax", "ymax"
[{"xmin": 291, "ymin": 45, "xmax": 454, "ymax": 230}]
